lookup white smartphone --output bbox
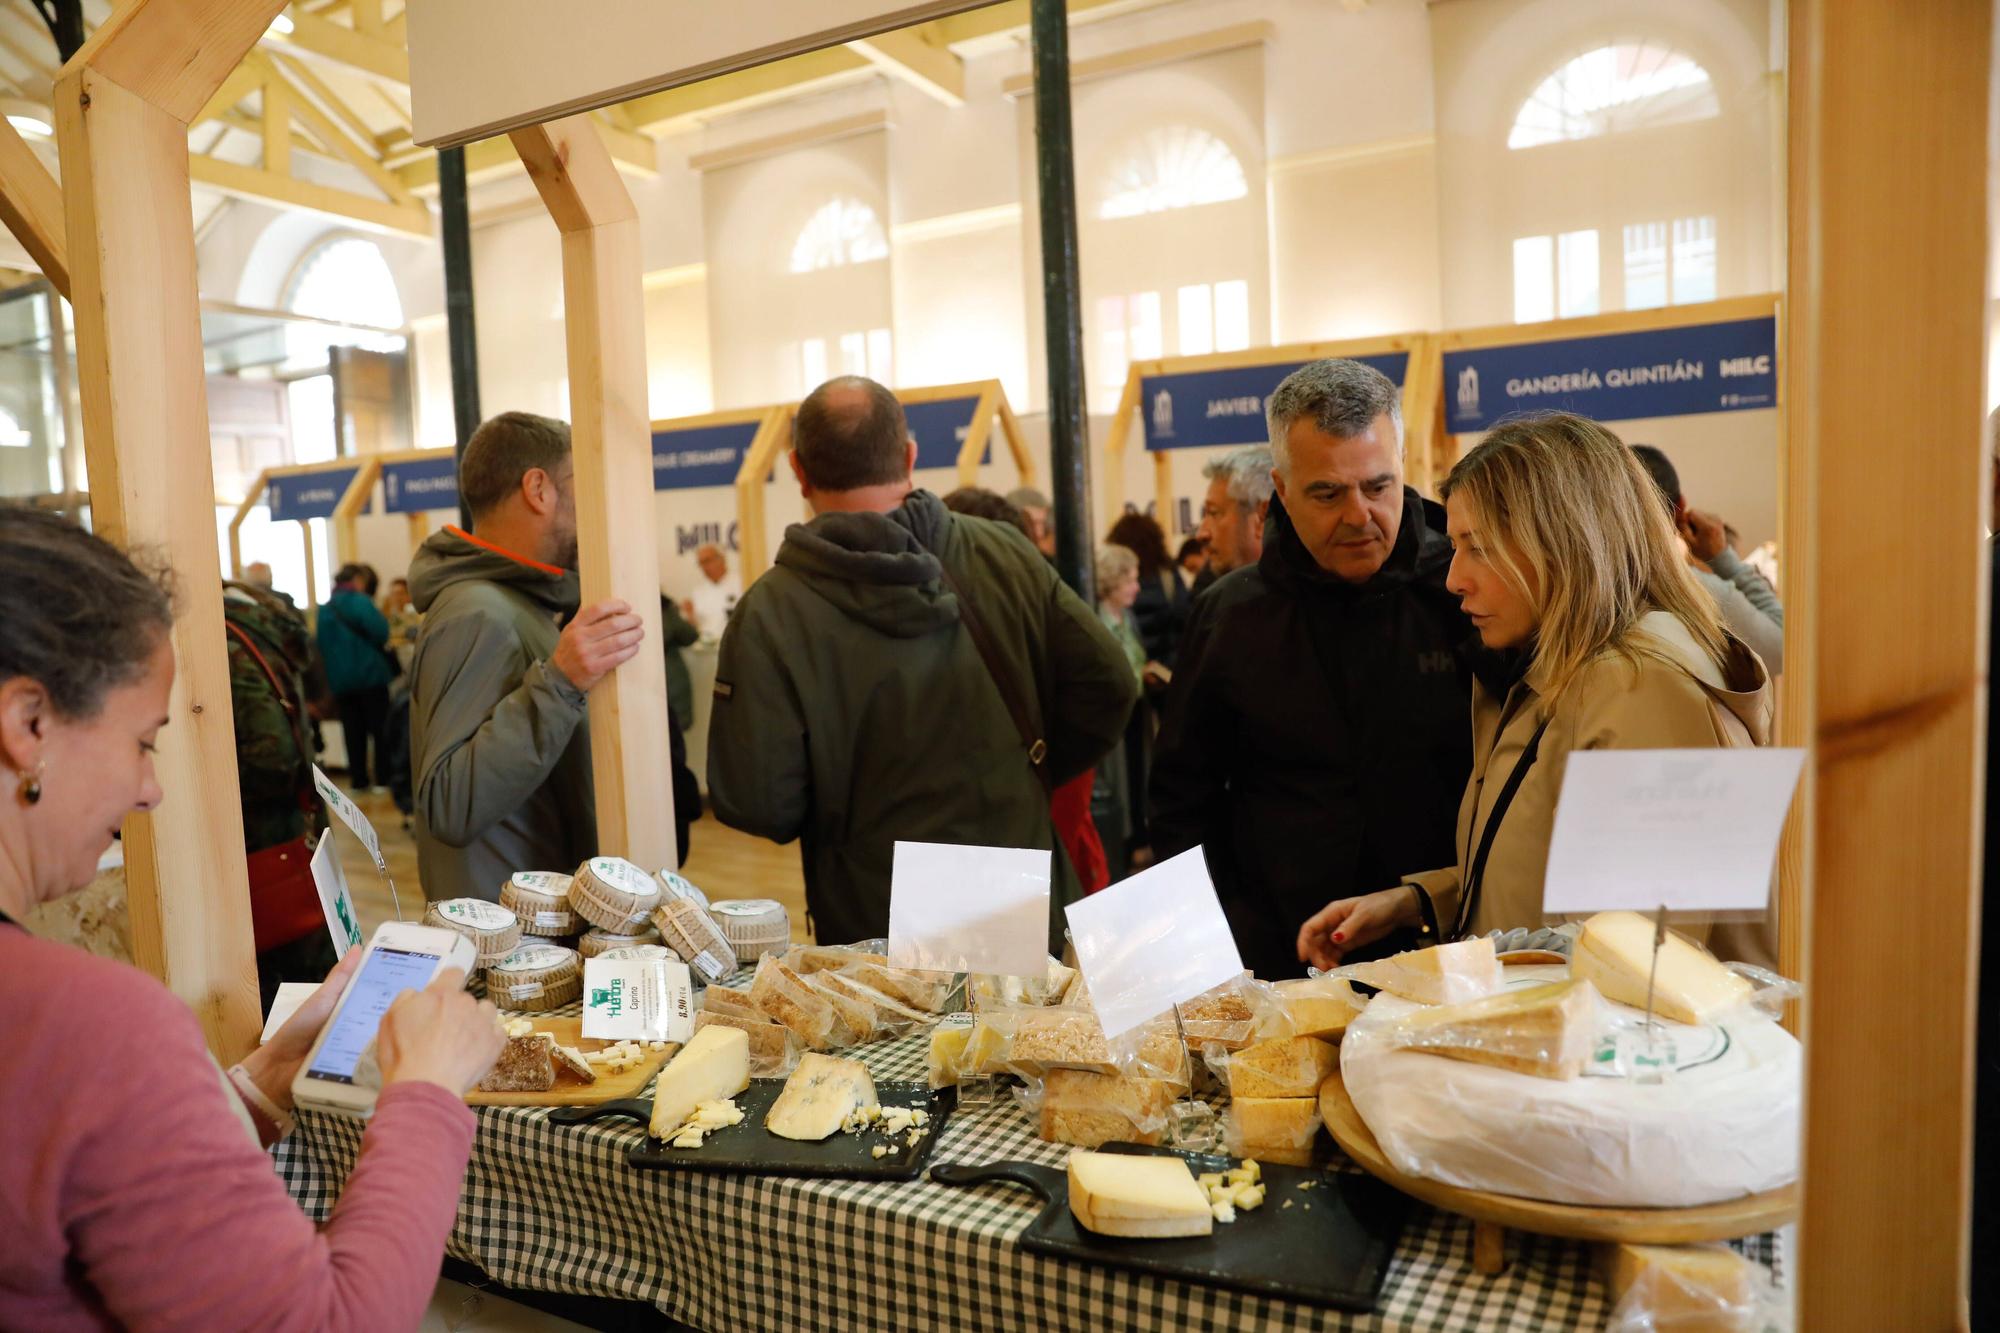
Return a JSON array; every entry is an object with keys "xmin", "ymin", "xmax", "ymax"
[{"xmin": 291, "ymin": 920, "xmax": 478, "ymax": 1119}]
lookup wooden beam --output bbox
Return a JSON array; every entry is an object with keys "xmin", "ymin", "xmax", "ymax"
[
  {"xmin": 0, "ymin": 24, "xmax": 57, "ymax": 87},
  {"xmin": 954, "ymin": 382, "xmax": 997, "ymax": 487},
  {"xmin": 0, "ymin": 115, "xmax": 68, "ymax": 297},
  {"xmin": 847, "ymin": 26, "xmax": 963, "ymax": 106},
  {"xmin": 255, "ymin": 51, "xmax": 417, "ymax": 204},
  {"xmin": 395, "ymin": 119, "xmax": 656, "ymax": 193},
  {"xmin": 198, "ymin": 62, "xmax": 265, "ymax": 123},
  {"xmin": 261, "ymin": 6, "xmax": 408, "ymax": 84},
  {"xmin": 994, "ymin": 387, "xmax": 1033, "ymax": 487},
  {"xmin": 270, "ymin": 48, "xmax": 379, "ymax": 151},
  {"xmin": 1788, "ymin": 0, "xmax": 1988, "ymax": 1325},
  {"xmin": 55, "ymin": 0, "xmax": 293, "ymax": 1063},
  {"xmin": 510, "ymin": 115, "xmax": 677, "ymax": 872},
  {"xmin": 622, "ymin": 46, "xmax": 873, "ymax": 133},
  {"xmin": 932, "ymin": 0, "xmax": 1159, "ymax": 46},
  {"xmin": 189, "ymin": 152, "xmax": 433, "ymax": 235},
  {"xmin": 260, "ymin": 70, "xmax": 289, "ymax": 173}
]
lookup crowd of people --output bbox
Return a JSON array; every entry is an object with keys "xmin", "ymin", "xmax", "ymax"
[{"xmin": 0, "ymin": 356, "xmax": 1801, "ymax": 1324}]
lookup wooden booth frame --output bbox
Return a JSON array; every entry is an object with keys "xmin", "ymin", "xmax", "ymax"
[
  {"xmin": 733, "ymin": 378, "xmax": 1034, "ymax": 582},
  {"xmin": 1101, "ymin": 332, "xmax": 1442, "ymax": 535},
  {"xmin": 227, "ymin": 457, "xmax": 378, "ymax": 620}
]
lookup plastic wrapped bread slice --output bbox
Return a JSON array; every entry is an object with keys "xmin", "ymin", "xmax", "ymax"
[
  {"xmin": 1220, "ymin": 1035, "xmax": 1340, "ymax": 1099},
  {"xmin": 802, "ymin": 973, "xmax": 877, "ymax": 1047},
  {"xmin": 695, "ymin": 1009, "xmax": 800, "ymax": 1077},
  {"xmin": 652, "ymin": 894, "xmax": 736, "ymax": 983},
  {"xmin": 750, "ymin": 953, "xmax": 839, "ymax": 1048},
  {"xmin": 1172, "ymin": 972, "xmax": 1282, "ymax": 1051},
  {"xmin": 815, "ymin": 969, "xmax": 933, "ymax": 1038},
  {"xmin": 966, "ymin": 1005, "xmax": 1189, "ymax": 1087},
  {"xmin": 783, "ymin": 943, "xmax": 889, "ymax": 975},
  {"xmin": 1022, "ymin": 1067, "xmax": 1177, "ymax": 1148},
  {"xmin": 1335, "ymin": 936, "xmax": 1503, "ymax": 1006},
  {"xmin": 1224, "ymin": 1096, "xmax": 1323, "ymax": 1168},
  {"xmin": 843, "ymin": 960, "xmax": 956, "ymax": 1015},
  {"xmin": 1357, "ymin": 978, "xmax": 1603, "ymax": 1080},
  {"xmin": 969, "ymin": 955, "xmax": 1080, "ymax": 1010},
  {"xmin": 701, "ymin": 984, "xmax": 765, "ymax": 1023}
]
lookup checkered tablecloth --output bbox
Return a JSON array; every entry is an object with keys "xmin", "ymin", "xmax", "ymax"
[{"xmin": 274, "ymin": 982, "xmax": 1779, "ymax": 1332}]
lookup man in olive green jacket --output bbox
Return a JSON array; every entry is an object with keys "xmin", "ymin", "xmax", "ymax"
[{"xmin": 708, "ymin": 378, "xmax": 1138, "ymax": 947}]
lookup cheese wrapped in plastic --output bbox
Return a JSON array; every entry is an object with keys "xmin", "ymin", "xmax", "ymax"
[
  {"xmin": 1275, "ymin": 975, "xmax": 1364, "ymax": 1040},
  {"xmin": 1017, "ymin": 1068, "xmax": 1176, "ymax": 1148},
  {"xmin": 1335, "ymin": 936, "xmax": 1502, "ymax": 1006},
  {"xmin": 964, "ymin": 1004, "xmax": 1189, "ymax": 1086},
  {"xmin": 1223, "ymin": 1096, "xmax": 1322, "ymax": 1168},
  {"xmin": 1601, "ymin": 1244, "xmax": 1780, "ymax": 1333},
  {"xmin": 969, "ymin": 956, "xmax": 1079, "ymax": 1010},
  {"xmin": 1351, "ymin": 978, "xmax": 1604, "ymax": 1081}
]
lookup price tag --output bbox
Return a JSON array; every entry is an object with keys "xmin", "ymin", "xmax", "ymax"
[
  {"xmin": 887, "ymin": 841, "xmax": 1050, "ymax": 977},
  {"xmin": 310, "ymin": 833, "xmax": 364, "ymax": 958},
  {"xmin": 1064, "ymin": 847, "xmax": 1243, "ymax": 1041},
  {"xmin": 312, "ymin": 764, "xmax": 386, "ymax": 875}
]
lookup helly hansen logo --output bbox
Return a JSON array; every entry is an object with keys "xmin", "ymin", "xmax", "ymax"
[{"xmin": 1416, "ymin": 650, "xmax": 1455, "ymax": 674}]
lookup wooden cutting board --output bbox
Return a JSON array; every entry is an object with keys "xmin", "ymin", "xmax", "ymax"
[{"xmin": 466, "ymin": 1015, "xmax": 677, "ymax": 1108}]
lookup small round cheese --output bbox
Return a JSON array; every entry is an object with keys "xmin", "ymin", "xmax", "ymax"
[
  {"xmin": 485, "ymin": 943, "xmax": 583, "ymax": 1012},
  {"xmin": 577, "ymin": 924, "xmax": 663, "ymax": 959},
  {"xmin": 652, "ymin": 894, "xmax": 737, "ymax": 983},
  {"xmin": 655, "ymin": 869, "xmax": 711, "ymax": 910},
  {"xmin": 499, "ymin": 871, "xmax": 581, "ymax": 937},
  {"xmin": 422, "ymin": 897, "xmax": 522, "ymax": 963},
  {"xmin": 707, "ymin": 898, "xmax": 791, "ymax": 964},
  {"xmin": 599, "ymin": 943, "xmax": 675, "ymax": 962},
  {"xmin": 570, "ymin": 857, "xmax": 661, "ymax": 932}
]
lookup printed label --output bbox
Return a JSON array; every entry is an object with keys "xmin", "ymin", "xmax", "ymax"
[
  {"xmin": 492, "ymin": 944, "xmax": 574, "ymax": 973},
  {"xmin": 511, "ymin": 871, "xmax": 573, "ymax": 895},
  {"xmin": 312, "ymin": 763, "xmax": 386, "ymax": 873},
  {"xmin": 586, "ymin": 857, "xmax": 655, "ymax": 897},
  {"xmin": 435, "ymin": 898, "xmax": 516, "ymax": 931}
]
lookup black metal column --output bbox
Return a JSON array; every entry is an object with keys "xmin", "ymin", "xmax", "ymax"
[
  {"xmin": 1030, "ymin": 0, "xmax": 1093, "ymax": 600},
  {"xmin": 33, "ymin": 0, "xmax": 84, "ymax": 62},
  {"xmin": 439, "ymin": 145, "xmax": 481, "ymax": 531}
]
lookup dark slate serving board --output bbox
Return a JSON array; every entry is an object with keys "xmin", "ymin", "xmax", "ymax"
[
  {"xmin": 548, "ymin": 1079, "xmax": 951, "ymax": 1181},
  {"xmin": 931, "ymin": 1142, "xmax": 1408, "ymax": 1312}
]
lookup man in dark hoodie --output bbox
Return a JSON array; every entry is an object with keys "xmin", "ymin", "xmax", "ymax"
[
  {"xmin": 1150, "ymin": 359, "xmax": 1474, "ymax": 979},
  {"xmin": 407, "ymin": 411, "xmax": 645, "ymax": 902},
  {"xmin": 707, "ymin": 376, "xmax": 1138, "ymax": 946}
]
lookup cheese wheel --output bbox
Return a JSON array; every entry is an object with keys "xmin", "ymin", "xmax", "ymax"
[
  {"xmin": 499, "ymin": 871, "xmax": 581, "ymax": 937},
  {"xmin": 706, "ymin": 898, "xmax": 791, "ymax": 963},
  {"xmin": 653, "ymin": 895, "xmax": 737, "ymax": 983},
  {"xmin": 422, "ymin": 897, "xmax": 521, "ymax": 963},
  {"xmin": 577, "ymin": 925, "xmax": 662, "ymax": 959},
  {"xmin": 484, "ymin": 943, "xmax": 583, "ymax": 1012},
  {"xmin": 655, "ymin": 869, "xmax": 711, "ymax": 910},
  {"xmin": 598, "ymin": 943, "xmax": 675, "ymax": 962},
  {"xmin": 570, "ymin": 857, "xmax": 661, "ymax": 932}
]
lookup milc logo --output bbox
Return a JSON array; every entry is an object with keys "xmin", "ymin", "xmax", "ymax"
[
  {"xmin": 1456, "ymin": 365, "xmax": 1481, "ymax": 420},
  {"xmin": 1151, "ymin": 388, "xmax": 1174, "ymax": 440}
]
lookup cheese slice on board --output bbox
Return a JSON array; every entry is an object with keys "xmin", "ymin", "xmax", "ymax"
[
  {"xmin": 1345, "ymin": 936, "xmax": 1501, "ymax": 1005},
  {"xmin": 765, "ymin": 1052, "xmax": 879, "ymax": 1141},
  {"xmin": 1392, "ymin": 979, "xmax": 1598, "ymax": 1080},
  {"xmin": 1572, "ymin": 912, "xmax": 1753, "ymax": 1025},
  {"xmin": 1226, "ymin": 1036, "xmax": 1338, "ymax": 1099},
  {"xmin": 1066, "ymin": 1150, "xmax": 1213, "ymax": 1239},
  {"xmin": 648, "ymin": 1023, "xmax": 751, "ymax": 1139}
]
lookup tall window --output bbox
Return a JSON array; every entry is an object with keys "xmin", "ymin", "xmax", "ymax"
[
  {"xmin": 1508, "ymin": 43, "xmax": 1719, "ymax": 149},
  {"xmin": 1512, "ymin": 229, "xmax": 1600, "ymax": 323},
  {"xmin": 1622, "ymin": 216, "xmax": 1718, "ymax": 309},
  {"xmin": 282, "ymin": 236, "xmax": 405, "ymax": 344},
  {"xmin": 1098, "ymin": 127, "xmax": 1247, "ymax": 220},
  {"xmin": 798, "ymin": 327, "xmax": 892, "ymax": 391},
  {"xmin": 789, "ymin": 198, "xmax": 888, "ymax": 273}
]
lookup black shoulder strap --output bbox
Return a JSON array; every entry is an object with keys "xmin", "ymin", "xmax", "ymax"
[
  {"xmin": 1452, "ymin": 714, "xmax": 1553, "ymax": 940},
  {"xmin": 933, "ymin": 558, "xmax": 1053, "ymax": 796}
]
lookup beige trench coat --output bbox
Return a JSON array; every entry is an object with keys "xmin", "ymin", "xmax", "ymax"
[{"xmin": 1406, "ymin": 611, "xmax": 1776, "ymax": 964}]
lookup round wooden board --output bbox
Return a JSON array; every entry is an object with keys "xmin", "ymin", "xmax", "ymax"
[{"xmin": 1318, "ymin": 1068, "xmax": 1797, "ymax": 1244}]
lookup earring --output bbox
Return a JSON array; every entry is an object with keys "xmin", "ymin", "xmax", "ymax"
[{"xmin": 18, "ymin": 765, "xmax": 42, "ymax": 806}]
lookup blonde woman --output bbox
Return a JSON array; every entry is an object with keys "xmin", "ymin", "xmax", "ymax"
[{"xmin": 1297, "ymin": 412, "xmax": 1773, "ymax": 968}]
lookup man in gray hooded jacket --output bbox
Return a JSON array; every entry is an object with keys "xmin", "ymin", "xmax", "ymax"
[
  {"xmin": 708, "ymin": 377, "xmax": 1137, "ymax": 946},
  {"xmin": 407, "ymin": 412, "xmax": 644, "ymax": 901}
]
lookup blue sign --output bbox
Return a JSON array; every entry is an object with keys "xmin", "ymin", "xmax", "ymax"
[
  {"xmin": 268, "ymin": 466, "xmax": 361, "ymax": 522},
  {"xmin": 1443, "ymin": 317, "xmax": 1776, "ymax": 434},
  {"xmin": 653, "ymin": 420, "xmax": 761, "ymax": 491},
  {"xmin": 906, "ymin": 396, "xmax": 990, "ymax": 472},
  {"xmin": 1140, "ymin": 352, "xmax": 1409, "ymax": 452},
  {"xmin": 381, "ymin": 454, "xmax": 459, "ymax": 514}
]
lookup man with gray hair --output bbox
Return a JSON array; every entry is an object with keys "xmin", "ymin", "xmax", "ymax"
[
  {"xmin": 1194, "ymin": 444, "xmax": 1276, "ymax": 589},
  {"xmin": 1150, "ymin": 359, "xmax": 1473, "ymax": 978}
]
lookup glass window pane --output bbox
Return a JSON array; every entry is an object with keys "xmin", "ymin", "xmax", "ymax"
[
  {"xmin": 800, "ymin": 337, "xmax": 828, "ymax": 391},
  {"xmin": 1214, "ymin": 279, "xmax": 1250, "ymax": 352},
  {"xmin": 1129, "ymin": 291, "xmax": 1163, "ymax": 361},
  {"xmin": 1672, "ymin": 215, "xmax": 1717, "ymax": 304},
  {"xmin": 1177, "ymin": 284, "xmax": 1214, "ymax": 356},
  {"xmin": 1513, "ymin": 236, "xmax": 1555, "ymax": 323},
  {"xmin": 1557, "ymin": 229, "xmax": 1600, "ymax": 318},
  {"xmin": 867, "ymin": 328, "xmax": 893, "ymax": 383},
  {"xmin": 838, "ymin": 330, "xmax": 867, "ymax": 376},
  {"xmin": 1096, "ymin": 295, "xmax": 1128, "ymax": 393},
  {"xmin": 286, "ymin": 374, "xmax": 336, "ymax": 465},
  {"xmin": 1623, "ymin": 221, "xmax": 1668, "ymax": 310}
]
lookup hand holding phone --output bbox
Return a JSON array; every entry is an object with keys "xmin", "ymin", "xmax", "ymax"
[{"xmin": 378, "ymin": 969, "xmax": 506, "ymax": 1095}]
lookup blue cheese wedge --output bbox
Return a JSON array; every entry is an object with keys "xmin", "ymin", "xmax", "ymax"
[{"xmin": 765, "ymin": 1052, "xmax": 879, "ymax": 1141}]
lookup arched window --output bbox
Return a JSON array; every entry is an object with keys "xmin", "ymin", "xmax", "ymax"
[
  {"xmin": 283, "ymin": 235, "xmax": 405, "ymax": 334},
  {"xmin": 1508, "ymin": 43, "xmax": 1719, "ymax": 149},
  {"xmin": 788, "ymin": 198, "xmax": 889, "ymax": 273},
  {"xmin": 1097, "ymin": 127, "xmax": 1248, "ymax": 220}
]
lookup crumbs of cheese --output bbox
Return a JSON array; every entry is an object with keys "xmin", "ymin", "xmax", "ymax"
[
  {"xmin": 666, "ymin": 1097, "xmax": 746, "ymax": 1148},
  {"xmin": 503, "ymin": 1017, "xmax": 535, "ymax": 1039},
  {"xmin": 587, "ymin": 1039, "xmax": 653, "ymax": 1076},
  {"xmin": 1196, "ymin": 1160, "xmax": 1265, "ymax": 1222},
  {"xmin": 871, "ymin": 1145, "xmax": 890, "ymax": 1159}
]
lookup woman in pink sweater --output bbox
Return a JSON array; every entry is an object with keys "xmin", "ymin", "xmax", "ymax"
[{"xmin": 0, "ymin": 507, "xmax": 504, "ymax": 1331}]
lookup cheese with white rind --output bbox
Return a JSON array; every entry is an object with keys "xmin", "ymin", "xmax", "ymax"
[
  {"xmin": 577, "ymin": 925, "xmax": 662, "ymax": 959},
  {"xmin": 1390, "ymin": 978, "xmax": 1598, "ymax": 1080},
  {"xmin": 423, "ymin": 898, "xmax": 522, "ymax": 963},
  {"xmin": 706, "ymin": 898, "xmax": 791, "ymax": 963},
  {"xmin": 1572, "ymin": 912, "xmax": 1753, "ymax": 1025},
  {"xmin": 1066, "ymin": 1150, "xmax": 1214, "ymax": 1239},
  {"xmin": 1226, "ymin": 1036, "xmax": 1339, "ymax": 1099},
  {"xmin": 570, "ymin": 856, "xmax": 662, "ymax": 933},
  {"xmin": 648, "ymin": 1023, "xmax": 751, "ymax": 1139},
  {"xmin": 1344, "ymin": 936, "xmax": 1501, "ymax": 1006},
  {"xmin": 484, "ymin": 943, "xmax": 582, "ymax": 1013},
  {"xmin": 652, "ymin": 894, "xmax": 737, "ymax": 983},
  {"xmin": 499, "ymin": 871, "xmax": 580, "ymax": 936},
  {"xmin": 764, "ymin": 1052, "xmax": 879, "ymax": 1141}
]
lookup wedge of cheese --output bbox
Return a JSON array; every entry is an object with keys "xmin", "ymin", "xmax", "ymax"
[
  {"xmin": 1392, "ymin": 979, "xmax": 1599, "ymax": 1079},
  {"xmin": 1275, "ymin": 976, "xmax": 1362, "ymax": 1039},
  {"xmin": 765, "ymin": 1052, "xmax": 879, "ymax": 1141},
  {"xmin": 1066, "ymin": 1150, "xmax": 1213, "ymax": 1239},
  {"xmin": 1600, "ymin": 1243, "xmax": 1761, "ymax": 1330},
  {"xmin": 1572, "ymin": 912, "xmax": 1753, "ymax": 1025},
  {"xmin": 1037, "ymin": 1068, "xmax": 1176, "ymax": 1149},
  {"xmin": 1345, "ymin": 936, "xmax": 1501, "ymax": 1005},
  {"xmin": 648, "ymin": 1023, "xmax": 751, "ymax": 1139},
  {"xmin": 1225, "ymin": 1097, "xmax": 1322, "ymax": 1167},
  {"xmin": 928, "ymin": 1013, "xmax": 975, "ymax": 1088},
  {"xmin": 1226, "ymin": 1036, "xmax": 1338, "ymax": 1099},
  {"xmin": 694, "ymin": 1010, "xmax": 794, "ymax": 1071}
]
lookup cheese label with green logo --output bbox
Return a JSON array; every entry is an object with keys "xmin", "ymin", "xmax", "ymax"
[{"xmin": 582, "ymin": 956, "xmax": 695, "ymax": 1042}]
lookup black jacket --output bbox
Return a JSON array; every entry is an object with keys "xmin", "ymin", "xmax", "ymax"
[
  {"xmin": 1149, "ymin": 488, "xmax": 1475, "ymax": 979},
  {"xmin": 1130, "ymin": 565, "xmax": 1190, "ymax": 667}
]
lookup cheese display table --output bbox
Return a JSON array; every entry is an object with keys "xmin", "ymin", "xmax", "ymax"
[{"xmin": 273, "ymin": 981, "xmax": 1778, "ymax": 1331}]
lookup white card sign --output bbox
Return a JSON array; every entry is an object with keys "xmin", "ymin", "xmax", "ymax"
[
  {"xmin": 1541, "ymin": 748, "xmax": 1807, "ymax": 916},
  {"xmin": 312, "ymin": 764, "xmax": 386, "ymax": 875},
  {"xmin": 581, "ymin": 956, "xmax": 696, "ymax": 1043},
  {"xmin": 887, "ymin": 841, "xmax": 1051, "ymax": 977},
  {"xmin": 1064, "ymin": 847, "xmax": 1243, "ymax": 1041},
  {"xmin": 310, "ymin": 833, "xmax": 364, "ymax": 958}
]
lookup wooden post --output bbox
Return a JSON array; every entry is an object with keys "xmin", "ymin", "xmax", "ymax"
[
  {"xmin": 301, "ymin": 522, "xmax": 318, "ymax": 624},
  {"xmin": 511, "ymin": 115, "xmax": 678, "ymax": 872},
  {"xmin": 1788, "ymin": 1, "xmax": 1988, "ymax": 1323},
  {"xmin": 227, "ymin": 470, "xmax": 269, "ymax": 581},
  {"xmin": 331, "ymin": 456, "xmax": 380, "ymax": 569},
  {"xmin": 954, "ymin": 383, "xmax": 999, "ymax": 490},
  {"xmin": 1397, "ymin": 334, "xmax": 1441, "ymax": 496},
  {"xmin": 56, "ymin": 0, "xmax": 292, "ymax": 1062},
  {"xmin": 1101, "ymin": 365, "xmax": 1141, "ymax": 529},
  {"xmin": 994, "ymin": 389, "xmax": 1035, "ymax": 488},
  {"xmin": 407, "ymin": 511, "xmax": 429, "ymax": 556},
  {"xmin": 0, "ymin": 117, "xmax": 69, "ymax": 297}
]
